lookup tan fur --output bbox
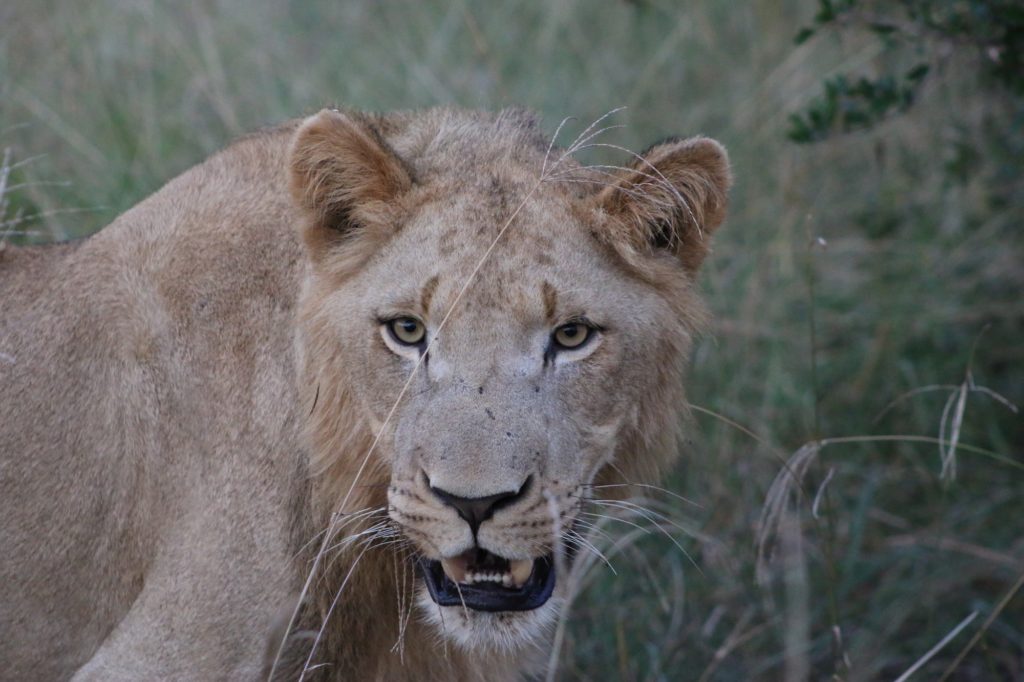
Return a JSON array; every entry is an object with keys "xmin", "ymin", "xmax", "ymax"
[{"xmin": 0, "ymin": 107, "xmax": 730, "ymax": 681}]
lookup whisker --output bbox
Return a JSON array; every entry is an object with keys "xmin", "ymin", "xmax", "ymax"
[
  {"xmin": 579, "ymin": 510, "xmax": 653, "ymax": 537},
  {"xmin": 547, "ymin": 523, "xmax": 653, "ymax": 682},
  {"xmin": 575, "ymin": 516, "xmax": 673, "ymax": 610},
  {"xmin": 292, "ymin": 526, "xmax": 331, "ymax": 561},
  {"xmin": 297, "ymin": 534, "xmax": 379, "ymax": 681},
  {"xmin": 588, "ymin": 499, "xmax": 702, "ymax": 574},
  {"xmin": 585, "ymin": 482, "xmax": 702, "ymax": 508},
  {"xmin": 566, "ymin": 517, "xmax": 616, "ymax": 545},
  {"xmin": 564, "ymin": 529, "xmax": 616, "ymax": 574},
  {"xmin": 323, "ymin": 520, "xmax": 394, "ymax": 554}
]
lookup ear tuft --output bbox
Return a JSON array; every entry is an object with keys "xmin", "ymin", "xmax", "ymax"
[
  {"xmin": 595, "ymin": 136, "xmax": 732, "ymax": 273},
  {"xmin": 289, "ymin": 109, "xmax": 413, "ymax": 258}
]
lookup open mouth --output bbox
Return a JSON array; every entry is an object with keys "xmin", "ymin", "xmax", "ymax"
[{"xmin": 417, "ymin": 548, "xmax": 556, "ymax": 612}]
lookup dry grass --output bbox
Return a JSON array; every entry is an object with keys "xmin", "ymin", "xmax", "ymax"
[{"xmin": 2, "ymin": 0, "xmax": 1021, "ymax": 679}]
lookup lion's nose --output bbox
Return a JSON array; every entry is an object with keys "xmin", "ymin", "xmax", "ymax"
[{"xmin": 429, "ymin": 476, "xmax": 532, "ymax": 535}]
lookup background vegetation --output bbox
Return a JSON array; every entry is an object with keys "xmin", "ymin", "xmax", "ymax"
[{"xmin": 2, "ymin": 1, "xmax": 1020, "ymax": 679}]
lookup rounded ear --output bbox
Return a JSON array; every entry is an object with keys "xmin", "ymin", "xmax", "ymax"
[
  {"xmin": 594, "ymin": 136, "xmax": 731, "ymax": 273},
  {"xmin": 289, "ymin": 109, "xmax": 413, "ymax": 260}
]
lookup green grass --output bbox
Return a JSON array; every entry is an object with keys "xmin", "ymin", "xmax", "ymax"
[{"xmin": 2, "ymin": 1, "xmax": 1021, "ymax": 679}]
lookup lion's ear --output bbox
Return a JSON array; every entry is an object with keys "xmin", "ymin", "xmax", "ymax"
[
  {"xmin": 594, "ymin": 137, "xmax": 731, "ymax": 273},
  {"xmin": 289, "ymin": 109, "xmax": 413, "ymax": 259}
]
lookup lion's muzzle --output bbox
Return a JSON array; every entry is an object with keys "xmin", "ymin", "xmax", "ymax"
[{"xmin": 416, "ymin": 474, "xmax": 557, "ymax": 611}]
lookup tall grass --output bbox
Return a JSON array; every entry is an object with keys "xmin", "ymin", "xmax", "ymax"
[{"xmin": 2, "ymin": 1, "xmax": 1021, "ymax": 679}]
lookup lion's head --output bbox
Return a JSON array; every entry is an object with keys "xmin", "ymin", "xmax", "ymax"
[{"xmin": 287, "ymin": 107, "xmax": 730, "ymax": 658}]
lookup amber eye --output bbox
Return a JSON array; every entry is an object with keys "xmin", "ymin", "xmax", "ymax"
[
  {"xmin": 387, "ymin": 317, "xmax": 426, "ymax": 346},
  {"xmin": 553, "ymin": 322, "xmax": 592, "ymax": 350}
]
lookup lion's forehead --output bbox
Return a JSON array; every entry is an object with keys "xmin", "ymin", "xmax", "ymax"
[
  {"xmin": 404, "ymin": 170, "xmax": 582, "ymax": 238},
  {"xmin": 380, "ymin": 200, "xmax": 622, "ymax": 314}
]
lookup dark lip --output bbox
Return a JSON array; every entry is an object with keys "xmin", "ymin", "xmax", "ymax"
[{"xmin": 417, "ymin": 555, "xmax": 557, "ymax": 612}]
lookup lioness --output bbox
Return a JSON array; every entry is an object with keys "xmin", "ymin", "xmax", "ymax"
[{"xmin": 0, "ymin": 107, "xmax": 729, "ymax": 680}]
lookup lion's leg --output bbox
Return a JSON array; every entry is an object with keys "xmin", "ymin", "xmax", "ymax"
[{"xmin": 70, "ymin": 491, "xmax": 299, "ymax": 681}]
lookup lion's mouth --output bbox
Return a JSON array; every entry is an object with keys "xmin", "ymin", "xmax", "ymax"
[{"xmin": 417, "ymin": 548, "xmax": 555, "ymax": 612}]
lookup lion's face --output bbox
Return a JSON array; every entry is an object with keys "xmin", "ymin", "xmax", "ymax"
[
  {"xmin": 289, "ymin": 109, "xmax": 730, "ymax": 654},
  {"xmin": 345, "ymin": 194, "xmax": 677, "ymax": 649}
]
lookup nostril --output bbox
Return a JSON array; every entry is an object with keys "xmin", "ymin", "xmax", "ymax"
[{"xmin": 429, "ymin": 475, "xmax": 532, "ymax": 535}]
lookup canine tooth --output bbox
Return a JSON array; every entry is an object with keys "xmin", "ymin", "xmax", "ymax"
[
  {"xmin": 441, "ymin": 557, "xmax": 467, "ymax": 583},
  {"xmin": 510, "ymin": 559, "xmax": 533, "ymax": 587}
]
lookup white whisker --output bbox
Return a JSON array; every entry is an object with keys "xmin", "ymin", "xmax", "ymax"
[
  {"xmin": 586, "ymin": 482, "xmax": 702, "ymax": 508},
  {"xmin": 297, "ymin": 534, "xmax": 378, "ymax": 681},
  {"xmin": 589, "ymin": 499, "xmax": 702, "ymax": 573},
  {"xmin": 565, "ymin": 529, "xmax": 616, "ymax": 574}
]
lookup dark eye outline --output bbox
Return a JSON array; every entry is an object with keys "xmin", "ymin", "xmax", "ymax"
[
  {"xmin": 549, "ymin": 318, "xmax": 601, "ymax": 354},
  {"xmin": 384, "ymin": 316, "xmax": 427, "ymax": 348}
]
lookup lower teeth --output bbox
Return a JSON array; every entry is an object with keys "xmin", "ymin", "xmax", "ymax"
[{"xmin": 465, "ymin": 572, "xmax": 508, "ymax": 585}]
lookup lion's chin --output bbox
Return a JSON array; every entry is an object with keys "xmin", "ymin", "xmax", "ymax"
[{"xmin": 416, "ymin": 588, "xmax": 560, "ymax": 654}]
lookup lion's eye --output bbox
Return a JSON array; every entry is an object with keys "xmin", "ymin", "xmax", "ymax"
[
  {"xmin": 553, "ymin": 322, "xmax": 592, "ymax": 350},
  {"xmin": 387, "ymin": 317, "xmax": 426, "ymax": 346}
]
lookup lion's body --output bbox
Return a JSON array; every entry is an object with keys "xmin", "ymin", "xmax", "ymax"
[
  {"xmin": 0, "ymin": 108, "xmax": 729, "ymax": 680},
  {"xmin": 0, "ymin": 127, "xmax": 311, "ymax": 679}
]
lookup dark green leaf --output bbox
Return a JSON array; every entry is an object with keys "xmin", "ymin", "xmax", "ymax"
[
  {"xmin": 794, "ymin": 27, "xmax": 816, "ymax": 45},
  {"xmin": 906, "ymin": 64, "xmax": 930, "ymax": 83},
  {"xmin": 868, "ymin": 22, "xmax": 899, "ymax": 36}
]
